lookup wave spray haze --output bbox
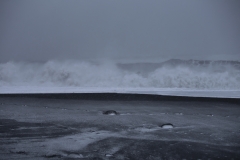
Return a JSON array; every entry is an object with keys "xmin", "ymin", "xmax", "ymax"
[{"xmin": 1, "ymin": 59, "xmax": 240, "ymax": 90}]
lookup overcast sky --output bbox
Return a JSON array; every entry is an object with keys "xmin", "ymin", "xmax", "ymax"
[{"xmin": 0, "ymin": 0, "xmax": 240, "ymax": 62}]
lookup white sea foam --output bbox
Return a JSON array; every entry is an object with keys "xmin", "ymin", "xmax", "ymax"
[{"xmin": 0, "ymin": 60, "xmax": 240, "ymax": 90}]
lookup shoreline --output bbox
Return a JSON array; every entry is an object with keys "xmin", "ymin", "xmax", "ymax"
[{"xmin": 1, "ymin": 93, "xmax": 240, "ymax": 104}]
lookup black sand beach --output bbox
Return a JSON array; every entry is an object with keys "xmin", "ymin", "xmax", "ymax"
[{"xmin": 0, "ymin": 93, "xmax": 240, "ymax": 159}]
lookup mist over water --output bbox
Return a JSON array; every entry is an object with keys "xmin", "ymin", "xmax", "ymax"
[
  {"xmin": 1, "ymin": 59, "xmax": 240, "ymax": 90},
  {"xmin": 1, "ymin": 1, "xmax": 240, "ymax": 63}
]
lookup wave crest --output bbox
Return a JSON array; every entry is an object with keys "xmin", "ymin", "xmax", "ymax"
[{"xmin": 1, "ymin": 60, "xmax": 240, "ymax": 89}]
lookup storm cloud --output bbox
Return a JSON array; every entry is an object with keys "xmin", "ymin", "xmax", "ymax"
[{"xmin": 0, "ymin": 0, "xmax": 240, "ymax": 62}]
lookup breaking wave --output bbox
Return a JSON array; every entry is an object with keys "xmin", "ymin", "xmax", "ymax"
[{"xmin": 0, "ymin": 59, "xmax": 240, "ymax": 90}]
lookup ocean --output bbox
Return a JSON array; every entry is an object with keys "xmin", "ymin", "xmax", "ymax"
[{"xmin": 1, "ymin": 59, "xmax": 240, "ymax": 97}]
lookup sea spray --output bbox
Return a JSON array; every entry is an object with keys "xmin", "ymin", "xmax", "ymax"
[{"xmin": 1, "ymin": 59, "xmax": 240, "ymax": 89}]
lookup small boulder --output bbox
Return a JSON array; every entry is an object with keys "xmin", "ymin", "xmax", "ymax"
[
  {"xmin": 102, "ymin": 110, "xmax": 118, "ymax": 115},
  {"xmin": 159, "ymin": 123, "xmax": 174, "ymax": 129}
]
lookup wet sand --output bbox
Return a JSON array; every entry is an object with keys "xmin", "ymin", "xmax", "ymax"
[{"xmin": 0, "ymin": 93, "xmax": 240, "ymax": 159}]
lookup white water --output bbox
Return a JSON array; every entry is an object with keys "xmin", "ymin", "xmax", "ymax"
[{"xmin": 1, "ymin": 60, "xmax": 240, "ymax": 90}]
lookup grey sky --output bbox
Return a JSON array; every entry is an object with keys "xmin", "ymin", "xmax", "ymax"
[{"xmin": 0, "ymin": 0, "xmax": 239, "ymax": 62}]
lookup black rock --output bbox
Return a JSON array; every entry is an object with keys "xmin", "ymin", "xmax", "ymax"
[
  {"xmin": 159, "ymin": 123, "xmax": 174, "ymax": 129},
  {"xmin": 102, "ymin": 110, "xmax": 118, "ymax": 115}
]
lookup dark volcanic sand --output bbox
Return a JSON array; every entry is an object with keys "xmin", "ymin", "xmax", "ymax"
[{"xmin": 0, "ymin": 93, "xmax": 240, "ymax": 160}]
